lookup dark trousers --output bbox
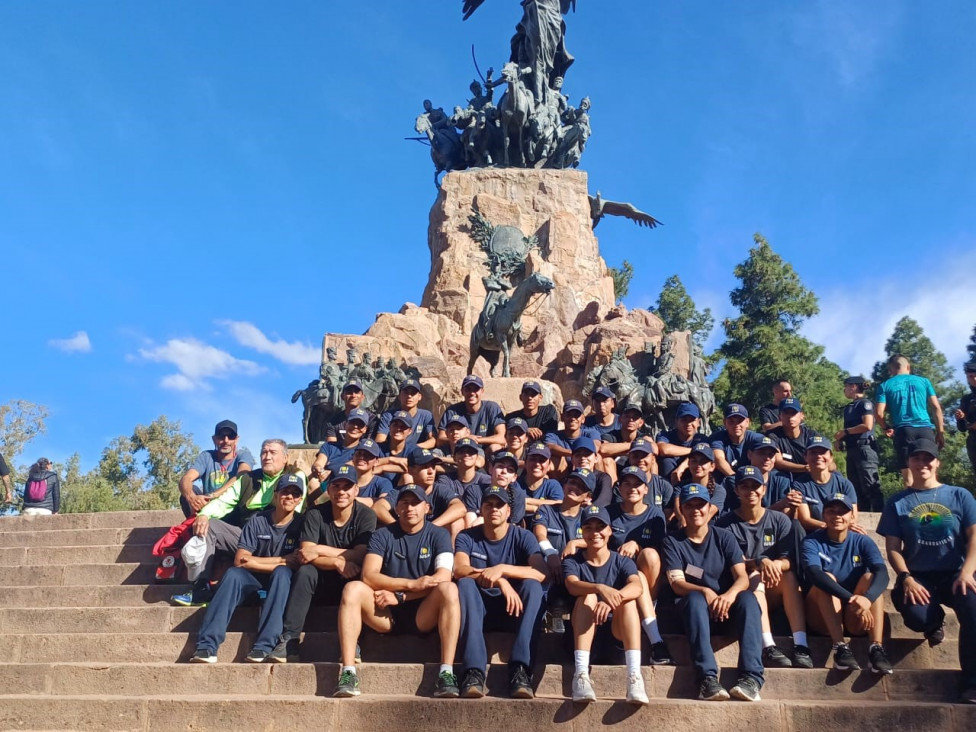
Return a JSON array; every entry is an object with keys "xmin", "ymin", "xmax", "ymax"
[
  {"xmin": 677, "ymin": 590, "xmax": 764, "ymax": 685},
  {"xmin": 892, "ymin": 572, "xmax": 976, "ymax": 690},
  {"xmin": 845, "ymin": 442, "xmax": 883, "ymax": 512},
  {"xmin": 196, "ymin": 565, "xmax": 292, "ymax": 654},
  {"xmin": 458, "ymin": 577, "xmax": 545, "ymax": 672},
  {"xmin": 281, "ymin": 563, "xmax": 346, "ymax": 641},
  {"xmin": 967, "ymin": 433, "xmax": 976, "ymax": 477}
]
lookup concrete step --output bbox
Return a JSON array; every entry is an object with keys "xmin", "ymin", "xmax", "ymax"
[
  {"xmin": 0, "ymin": 585, "xmax": 191, "ymax": 607},
  {"xmin": 0, "ymin": 661, "xmax": 966, "ymax": 703},
  {"xmin": 0, "ymin": 695, "xmax": 971, "ymax": 732},
  {"xmin": 0, "ymin": 526, "xmax": 166, "ymax": 548},
  {"xmin": 0, "ymin": 563, "xmax": 157, "ymax": 586},
  {"xmin": 0, "ymin": 510, "xmax": 182, "ymax": 533},
  {"xmin": 0, "ymin": 544, "xmax": 154, "ymax": 566}
]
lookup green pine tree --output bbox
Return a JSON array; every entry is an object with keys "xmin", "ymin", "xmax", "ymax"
[{"xmin": 650, "ymin": 274, "xmax": 715, "ymax": 347}]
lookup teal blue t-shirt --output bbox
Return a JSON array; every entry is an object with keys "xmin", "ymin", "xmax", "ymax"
[{"xmin": 876, "ymin": 374, "xmax": 935, "ymax": 428}]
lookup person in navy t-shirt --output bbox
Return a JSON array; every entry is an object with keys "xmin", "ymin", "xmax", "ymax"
[
  {"xmin": 310, "ymin": 408, "xmax": 372, "ymax": 499},
  {"xmin": 518, "ymin": 442, "xmax": 563, "ymax": 521},
  {"xmin": 346, "ymin": 440, "xmax": 396, "ymax": 505},
  {"xmin": 563, "ymin": 505, "xmax": 649, "ymax": 706},
  {"xmin": 436, "ymin": 374, "xmax": 506, "ymax": 453},
  {"xmin": 673, "ymin": 444, "xmax": 726, "ymax": 522},
  {"xmin": 709, "ymin": 403, "xmax": 762, "ymax": 478},
  {"xmin": 375, "ymin": 379, "xmax": 436, "ymax": 451},
  {"xmin": 791, "ymin": 436, "xmax": 863, "ymax": 534},
  {"xmin": 662, "ymin": 483, "xmax": 764, "ymax": 702},
  {"xmin": 878, "ymin": 439, "xmax": 976, "ymax": 702},
  {"xmin": 335, "ymin": 486, "xmax": 460, "ymax": 699},
  {"xmin": 462, "ymin": 450, "xmax": 527, "ymax": 527},
  {"xmin": 656, "ymin": 402, "xmax": 709, "ymax": 481},
  {"xmin": 544, "ymin": 400, "xmax": 602, "ymax": 472},
  {"xmin": 436, "ymin": 436, "xmax": 490, "ymax": 512},
  {"xmin": 802, "ymin": 495, "xmax": 891, "ymax": 674},
  {"xmin": 372, "ymin": 449, "xmax": 466, "ymax": 538},
  {"xmin": 454, "ymin": 487, "xmax": 547, "ymax": 699}
]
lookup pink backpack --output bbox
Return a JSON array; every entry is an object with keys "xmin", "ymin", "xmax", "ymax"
[{"xmin": 26, "ymin": 478, "xmax": 47, "ymax": 502}]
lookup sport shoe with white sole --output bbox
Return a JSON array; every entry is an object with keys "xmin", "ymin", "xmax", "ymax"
[
  {"xmin": 625, "ymin": 671, "xmax": 649, "ymax": 705},
  {"xmin": 572, "ymin": 671, "xmax": 596, "ymax": 702}
]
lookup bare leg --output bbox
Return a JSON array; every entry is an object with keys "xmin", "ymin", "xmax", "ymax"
[
  {"xmin": 611, "ymin": 599, "xmax": 642, "ymax": 650},
  {"xmin": 805, "ymin": 585, "xmax": 846, "ymax": 645},
  {"xmin": 338, "ymin": 581, "xmax": 392, "ymax": 667},
  {"xmin": 767, "ymin": 570, "xmax": 807, "ymax": 635},
  {"xmin": 572, "ymin": 594, "xmax": 599, "ymax": 651},
  {"xmin": 748, "ymin": 572, "xmax": 772, "ymax": 636},
  {"xmin": 415, "ymin": 582, "xmax": 461, "ymax": 666}
]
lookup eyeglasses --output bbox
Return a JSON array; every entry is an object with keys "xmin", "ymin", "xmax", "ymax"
[{"xmin": 216, "ymin": 433, "xmax": 237, "ymax": 441}]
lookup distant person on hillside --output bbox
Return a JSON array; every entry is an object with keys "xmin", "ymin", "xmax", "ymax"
[
  {"xmin": 22, "ymin": 458, "xmax": 60, "ymax": 515},
  {"xmin": 833, "ymin": 376, "xmax": 883, "ymax": 512},
  {"xmin": 876, "ymin": 354, "xmax": 945, "ymax": 487},
  {"xmin": 758, "ymin": 380, "xmax": 793, "ymax": 434},
  {"xmin": 1, "ymin": 452, "xmax": 13, "ymax": 506},
  {"xmin": 953, "ymin": 361, "xmax": 976, "ymax": 476},
  {"xmin": 178, "ymin": 420, "xmax": 255, "ymax": 518}
]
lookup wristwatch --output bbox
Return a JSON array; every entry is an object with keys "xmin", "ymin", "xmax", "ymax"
[
  {"xmin": 394, "ymin": 591, "xmax": 407, "ymax": 605},
  {"xmin": 897, "ymin": 571, "xmax": 912, "ymax": 584}
]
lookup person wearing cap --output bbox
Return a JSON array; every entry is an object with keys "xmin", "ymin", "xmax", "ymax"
[
  {"xmin": 740, "ymin": 435, "xmax": 796, "ymax": 513},
  {"xmin": 833, "ymin": 376, "xmax": 883, "ymax": 512},
  {"xmin": 758, "ymin": 380, "xmax": 793, "ymax": 435},
  {"xmin": 505, "ymin": 380, "xmax": 559, "ymax": 442},
  {"xmin": 373, "ymin": 448, "xmax": 466, "ymax": 535},
  {"xmin": 435, "ymin": 435, "xmax": 490, "ymax": 507},
  {"xmin": 584, "ymin": 386, "xmax": 620, "ymax": 438},
  {"xmin": 790, "ymin": 436, "xmax": 863, "ymax": 534},
  {"xmin": 568, "ymin": 436, "xmax": 616, "ymax": 507},
  {"xmin": 877, "ymin": 438, "xmax": 976, "ymax": 703},
  {"xmin": 655, "ymin": 402, "xmax": 709, "ymax": 482},
  {"xmin": 436, "ymin": 374, "xmax": 506, "ymax": 453},
  {"xmin": 344, "ymin": 439, "xmax": 397, "ymax": 506},
  {"xmin": 518, "ymin": 441, "xmax": 563, "ymax": 520},
  {"xmin": 953, "ymin": 360, "xmax": 976, "ymax": 476},
  {"xmin": 178, "ymin": 419, "xmax": 255, "ymax": 518},
  {"xmin": 769, "ymin": 398, "xmax": 820, "ymax": 477},
  {"xmin": 672, "ymin": 444, "xmax": 726, "ymax": 523},
  {"xmin": 802, "ymin": 494, "xmax": 891, "ymax": 674},
  {"xmin": 462, "ymin": 450, "xmax": 527, "ymax": 527},
  {"xmin": 189, "ymin": 476, "xmax": 305, "ymax": 664},
  {"xmin": 173, "ymin": 439, "xmax": 306, "ymax": 607},
  {"xmin": 272, "ymin": 465, "xmax": 378, "ymax": 662},
  {"xmin": 439, "ymin": 411, "xmax": 474, "ymax": 454},
  {"xmin": 709, "ymin": 404, "xmax": 762, "ymax": 478},
  {"xmin": 454, "ymin": 486, "xmax": 548, "ymax": 698},
  {"xmin": 598, "ymin": 401, "xmax": 655, "ymax": 470},
  {"xmin": 334, "ymin": 486, "xmax": 461, "ymax": 698},
  {"xmin": 504, "ymin": 416, "xmax": 531, "ymax": 460},
  {"xmin": 622, "ymin": 438, "xmax": 675, "ymax": 514},
  {"xmin": 716, "ymin": 466, "xmax": 812, "ymax": 669},
  {"xmin": 663, "ymin": 483, "xmax": 765, "ymax": 702},
  {"xmin": 876, "ymin": 354, "xmax": 945, "ymax": 487},
  {"xmin": 607, "ymin": 466, "xmax": 672, "ymax": 665},
  {"xmin": 325, "ymin": 380, "xmax": 379, "ymax": 444},
  {"xmin": 563, "ymin": 504, "xmax": 649, "ymax": 705},
  {"xmin": 375, "ymin": 379, "xmax": 437, "ymax": 451},
  {"xmin": 309, "ymin": 408, "xmax": 373, "ymax": 498},
  {"xmin": 544, "ymin": 400, "xmax": 602, "ymax": 471}
]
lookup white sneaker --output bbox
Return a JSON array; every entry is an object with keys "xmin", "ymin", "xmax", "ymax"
[
  {"xmin": 572, "ymin": 671, "xmax": 596, "ymax": 702},
  {"xmin": 625, "ymin": 671, "xmax": 649, "ymax": 705}
]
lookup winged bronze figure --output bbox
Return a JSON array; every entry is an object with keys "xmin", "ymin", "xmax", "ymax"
[{"xmin": 588, "ymin": 192, "xmax": 662, "ymax": 230}]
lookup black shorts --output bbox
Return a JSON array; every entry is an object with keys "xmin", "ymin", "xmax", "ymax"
[
  {"xmin": 389, "ymin": 598, "xmax": 426, "ymax": 635},
  {"xmin": 893, "ymin": 426, "xmax": 936, "ymax": 470}
]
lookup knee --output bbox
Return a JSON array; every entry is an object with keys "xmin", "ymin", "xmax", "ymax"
[
  {"xmin": 294, "ymin": 563, "xmax": 318, "ymax": 582},
  {"xmin": 638, "ymin": 548, "xmax": 661, "ymax": 571},
  {"xmin": 340, "ymin": 580, "xmax": 369, "ymax": 605},
  {"xmin": 684, "ymin": 591, "xmax": 709, "ymax": 615},
  {"xmin": 437, "ymin": 580, "xmax": 459, "ymax": 602},
  {"xmin": 520, "ymin": 579, "xmax": 544, "ymax": 600},
  {"xmin": 456, "ymin": 577, "xmax": 480, "ymax": 600}
]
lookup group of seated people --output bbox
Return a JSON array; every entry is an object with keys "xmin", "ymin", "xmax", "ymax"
[{"xmin": 170, "ymin": 373, "xmax": 976, "ymax": 705}]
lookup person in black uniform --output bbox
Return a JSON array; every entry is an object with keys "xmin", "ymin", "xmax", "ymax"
[
  {"xmin": 954, "ymin": 361, "xmax": 976, "ymax": 477},
  {"xmin": 833, "ymin": 376, "xmax": 882, "ymax": 512}
]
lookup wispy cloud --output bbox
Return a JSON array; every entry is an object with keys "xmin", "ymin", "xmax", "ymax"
[
  {"xmin": 218, "ymin": 320, "xmax": 320, "ymax": 366},
  {"xmin": 48, "ymin": 331, "xmax": 92, "ymax": 353},
  {"xmin": 137, "ymin": 338, "xmax": 266, "ymax": 391}
]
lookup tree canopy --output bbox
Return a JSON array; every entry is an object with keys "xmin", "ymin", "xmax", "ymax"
[
  {"xmin": 609, "ymin": 259, "xmax": 634, "ymax": 302},
  {"xmin": 650, "ymin": 274, "xmax": 714, "ymax": 347}
]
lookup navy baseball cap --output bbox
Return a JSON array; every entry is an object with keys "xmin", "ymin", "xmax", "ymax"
[
  {"xmin": 824, "ymin": 493, "xmax": 855, "ymax": 513},
  {"xmin": 506, "ymin": 417, "xmax": 529, "ymax": 433},
  {"xmin": 329, "ymin": 465, "xmax": 357, "ymax": 485},
  {"xmin": 354, "ymin": 438, "xmax": 383, "ymax": 458},
  {"xmin": 461, "ymin": 374, "xmax": 484, "ymax": 389},
  {"xmin": 965, "ymin": 361, "xmax": 976, "ymax": 375},
  {"xmin": 343, "ymin": 379, "xmax": 364, "ymax": 393},
  {"xmin": 490, "ymin": 450, "xmax": 520, "ymax": 468},
  {"xmin": 214, "ymin": 420, "xmax": 238, "ymax": 436},
  {"xmin": 580, "ymin": 504, "xmax": 611, "ymax": 527},
  {"xmin": 453, "ymin": 436, "xmax": 481, "ymax": 454},
  {"xmin": 619, "ymin": 466, "xmax": 648, "ymax": 484},
  {"xmin": 593, "ymin": 386, "xmax": 614, "ymax": 400},
  {"xmin": 481, "ymin": 485, "xmax": 511, "ymax": 506},
  {"xmin": 520, "ymin": 380, "xmax": 542, "ymax": 394},
  {"xmin": 396, "ymin": 485, "xmax": 430, "ymax": 505},
  {"xmin": 526, "ymin": 442, "xmax": 552, "ymax": 459},
  {"xmin": 747, "ymin": 434, "xmax": 781, "ymax": 453},
  {"xmin": 690, "ymin": 443, "xmax": 715, "ymax": 462},
  {"xmin": 910, "ymin": 438, "xmax": 940, "ymax": 458},
  {"xmin": 735, "ymin": 465, "xmax": 764, "ymax": 487},
  {"xmin": 675, "ymin": 403, "xmax": 701, "ymax": 419},
  {"xmin": 276, "ymin": 473, "xmax": 304, "ymax": 494},
  {"xmin": 399, "ymin": 378, "xmax": 422, "ymax": 392},
  {"xmin": 629, "ymin": 437, "xmax": 655, "ymax": 455},
  {"xmin": 563, "ymin": 399, "xmax": 584, "ymax": 415},
  {"xmin": 565, "ymin": 467, "xmax": 596, "ymax": 493},
  {"xmin": 779, "ymin": 397, "xmax": 802, "ymax": 412},
  {"xmin": 408, "ymin": 448, "xmax": 443, "ymax": 467},
  {"xmin": 444, "ymin": 411, "xmax": 468, "ymax": 427},
  {"xmin": 390, "ymin": 410, "xmax": 412, "ymax": 427},
  {"xmin": 679, "ymin": 482, "xmax": 713, "ymax": 504},
  {"xmin": 724, "ymin": 403, "xmax": 749, "ymax": 420},
  {"xmin": 805, "ymin": 435, "xmax": 832, "ymax": 453},
  {"xmin": 620, "ymin": 401, "xmax": 644, "ymax": 417},
  {"xmin": 571, "ymin": 436, "xmax": 597, "ymax": 454},
  {"xmin": 346, "ymin": 408, "xmax": 371, "ymax": 425}
]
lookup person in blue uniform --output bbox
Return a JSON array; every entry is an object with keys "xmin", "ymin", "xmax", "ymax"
[
  {"xmin": 436, "ymin": 436, "xmax": 490, "ymax": 510},
  {"xmin": 504, "ymin": 416, "xmax": 531, "ymax": 461},
  {"xmin": 518, "ymin": 441, "xmax": 563, "ymax": 521},
  {"xmin": 878, "ymin": 438, "xmax": 976, "ymax": 703},
  {"xmin": 663, "ymin": 483, "xmax": 764, "ymax": 702},
  {"xmin": 584, "ymin": 386, "xmax": 620, "ymax": 438},
  {"xmin": 375, "ymin": 378, "xmax": 437, "ymax": 450},
  {"xmin": 455, "ymin": 486, "xmax": 548, "ymax": 698},
  {"xmin": 334, "ymin": 486, "xmax": 461, "ymax": 698},
  {"xmin": 564, "ymin": 505, "xmax": 649, "ymax": 706},
  {"xmin": 505, "ymin": 380, "xmax": 559, "ymax": 443},
  {"xmin": 656, "ymin": 402, "xmax": 709, "ymax": 480},
  {"xmin": 372, "ymin": 449, "xmax": 466, "ymax": 537},
  {"xmin": 673, "ymin": 444, "xmax": 726, "ymax": 522},
  {"xmin": 791, "ymin": 436, "xmax": 864, "ymax": 534},
  {"xmin": 802, "ymin": 494, "xmax": 891, "ymax": 674},
  {"xmin": 568, "ymin": 436, "xmax": 615, "ymax": 507},
  {"xmin": 436, "ymin": 374, "xmax": 506, "ymax": 453},
  {"xmin": 309, "ymin": 408, "xmax": 373, "ymax": 499},
  {"xmin": 545, "ymin": 400, "xmax": 602, "ymax": 472},
  {"xmin": 833, "ymin": 376, "xmax": 882, "ymax": 512},
  {"xmin": 346, "ymin": 439, "xmax": 397, "ymax": 505},
  {"xmin": 623, "ymin": 437, "xmax": 674, "ymax": 514},
  {"xmin": 462, "ymin": 450, "xmax": 527, "ymax": 527},
  {"xmin": 710, "ymin": 404, "xmax": 762, "ymax": 478}
]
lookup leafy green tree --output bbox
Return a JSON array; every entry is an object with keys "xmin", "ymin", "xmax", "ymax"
[
  {"xmin": 712, "ymin": 233, "xmax": 846, "ymax": 436},
  {"xmin": 609, "ymin": 259, "xmax": 634, "ymax": 301},
  {"xmin": 650, "ymin": 274, "xmax": 715, "ymax": 347},
  {"xmin": 870, "ymin": 316, "xmax": 953, "ymax": 388},
  {"xmin": 59, "ymin": 454, "xmax": 128, "ymax": 514},
  {"xmin": 0, "ymin": 400, "xmax": 49, "ymax": 467}
]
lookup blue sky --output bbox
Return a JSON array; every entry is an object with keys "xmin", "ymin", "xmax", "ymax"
[{"xmin": 2, "ymin": 1, "xmax": 974, "ymax": 470}]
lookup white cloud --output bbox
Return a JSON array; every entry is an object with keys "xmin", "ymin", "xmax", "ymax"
[
  {"xmin": 218, "ymin": 320, "xmax": 320, "ymax": 366},
  {"xmin": 48, "ymin": 331, "xmax": 92, "ymax": 353},
  {"xmin": 137, "ymin": 338, "xmax": 266, "ymax": 391}
]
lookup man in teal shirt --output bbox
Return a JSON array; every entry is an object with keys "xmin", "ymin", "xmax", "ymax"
[{"xmin": 876, "ymin": 355, "xmax": 944, "ymax": 487}]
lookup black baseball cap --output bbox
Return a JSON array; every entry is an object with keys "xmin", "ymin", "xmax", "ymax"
[
  {"xmin": 461, "ymin": 374, "xmax": 484, "ymax": 389},
  {"xmin": 399, "ymin": 378, "xmax": 422, "ymax": 392},
  {"xmin": 214, "ymin": 420, "xmax": 238, "ymax": 436},
  {"xmin": 408, "ymin": 448, "xmax": 443, "ymax": 467},
  {"xmin": 910, "ymin": 438, "xmax": 940, "ymax": 458},
  {"xmin": 520, "ymin": 380, "xmax": 542, "ymax": 394},
  {"xmin": 396, "ymin": 486, "xmax": 430, "ymax": 505}
]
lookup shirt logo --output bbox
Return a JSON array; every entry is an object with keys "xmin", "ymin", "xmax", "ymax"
[
  {"xmin": 763, "ymin": 531, "xmax": 775, "ymax": 548},
  {"xmin": 419, "ymin": 546, "xmax": 431, "ymax": 559},
  {"xmin": 852, "ymin": 554, "xmax": 862, "ymax": 567}
]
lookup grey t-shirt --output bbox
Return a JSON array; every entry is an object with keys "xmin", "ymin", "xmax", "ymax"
[{"xmin": 191, "ymin": 448, "xmax": 256, "ymax": 496}]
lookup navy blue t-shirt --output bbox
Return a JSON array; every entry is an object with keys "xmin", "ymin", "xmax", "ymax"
[
  {"xmin": 562, "ymin": 550, "xmax": 638, "ymax": 590},
  {"xmin": 366, "ymin": 521, "xmax": 453, "ymax": 580},
  {"xmin": 438, "ymin": 400, "xmax": 505, "ymax": 437},
  {"xmin": 584, "ymin": 413, "xmax": 620, "ymax": 437},
  {"xmin": 455, "ymin": 524, "xmax": 541, "ymax": 586},
  {"xmin": 763, "ymin": 470, "xmax": 795, "ymax": 507},
  {"xmin": 531, "ymin": 504, "xmax": 583, "ymax": 554},
  {"xmin": 357, "ymin": 475, "xmax": 396, "ymax": 501},
  {"xmin": 801, "ymin": 529, "xmax": 885, "ymax": 592},
  {"xmin": 662, "ymin": 526, "xmax": 744, "ymax": 594},
  {"xmin": 518, "ymin": 477, "xmax": 564, "ymax": 503},
  {"xmin": 877, "ymin": 484, "xmax": 976, "ymax": 573},
  {"xmin": 791, "ymin": 472, "xmax": 858, "ymax": 521},
  {"xmin": 544, "ymin": 427, "xmax": 602, "ymax": 451},
  {"xmin": 608, "ymin": 503, "xmax": 667, "ymax": 550},
  {"xmin": 714, "ymin": 509, "xmax": 793, "ymax": 562},
  {"xmin": 656, "ymin": 430, "xmax": 710, "ymax": 477},
  {"xmin": 378, "ymin": 408, "xmax": 436, "ymax": 450},
  {"xmin": 317, "ymin": 441, "xmax": 359, "ymax": 469},
  {"xmin": 842, "ymin": 398, "xmax": 876, "ymax": 447},
  {"xmin": 462, "ymin": 481, "xmax": 526, "ymax": 525},
  {"xmin": 709, "ymin": 429, "xmax": 762, "ymax": 471},
  {"xmin": 239, "ymin": 510, "xmax": 304, "ymax": 557},
  {"xmin": 675, "ymin": 479, "xmax": 727, "ymax": 517}
]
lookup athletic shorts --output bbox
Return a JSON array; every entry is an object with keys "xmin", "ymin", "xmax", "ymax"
[{"xmin": 893, "ymin": 426, "xmax": 936, "ymax": 470}]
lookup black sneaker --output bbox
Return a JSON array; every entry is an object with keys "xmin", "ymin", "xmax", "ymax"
[
  {"xmin": 762, "ymin": 645, "xmax": 793, "ymax": 668},
  {"xmin": 509, "ymin": 663, "xmax": 534, "ymax": 699},
  {"xmin": 334, "ymin": 669, "xmax": 361, "ymax": 697},
  {"xmin": 189, "ymin": 649, "xmax": 217, "ymax": 664},
  {"xmin": 245, "ymin": 648, "xmax": 269, "ymax": 663},
  {"xmin": 648, "ymin": 641, "xmax": 673, "ymax": 666},
  {"xmin": 925, "ymin": 622, "xmax": 945, "ymax": 647},
  {"xmin": 460, "ymin": 668, "xmax": 486, "ymax": 698},
  {"xmin": 698, "ymin": 675, "xmax": 730, "ymax": 701},
  {"xmin": 433, "ymin": 670, "xmax": 459, "ymax": 698},
  {"xmin": 730, "ymin": 676, "xmax": 762, "ymax": 702},
  {"xmin": 867, "ymin": 644, "xmax": 893, "ymax": 675},
  {"xmin": 792, "ymin": 644, "xmax": 814, "ymax": 669},
  {"xmin": 833, "ymin": 643, "xmax": 860, "ymax": 671},
  {"xmin": 268, "ymin": 638, "xmax": 300, "ymax": 663},
  {"xmin": 959, "ymin": 687, "xmax": 976, "ymax": 704}
]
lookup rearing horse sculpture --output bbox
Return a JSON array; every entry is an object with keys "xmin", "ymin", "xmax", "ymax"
[
  {"xmin": 496, "ymin": 62, "xmax": 534, "ymax": 167},
  {"xmin": 468, "ymin": 272, "xmax": 554, "ymax": 377}
]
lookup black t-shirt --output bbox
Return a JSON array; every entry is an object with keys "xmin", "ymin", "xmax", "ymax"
[
  {"xmin": 367, "ymin": 521, "xmax": 453, "ymax": 580},
  {"xmin": 662, "ymin": 526, "xmax": 744, "ymax": 594},
  {"xmin": 769, "ymin": 425, "xmax": 820, "ymax": 467},
  {"xmin": 714, "ymin": 509, "xmax": 793, "ymax": 562},
  {"xmin": 842, "ymin": 398, "xmax": 876, "ymax": 447},
  {"xmin": 505, "ymin": 405, "xmax": 559, "ymax": 436},
  {"xmin": 301, "ymin": 501, "xmax": 376, "ymax": 550},
  {"xmin": 239, "ymin": 510, "xmax": 304, "ymax": 557},
  {"xmin": 589, "ymin": 470, "xmax": 616, "ymax": 507},
  {"xmin": 758, "ymin": 404, "xmax": 780, "ymax": 432}
]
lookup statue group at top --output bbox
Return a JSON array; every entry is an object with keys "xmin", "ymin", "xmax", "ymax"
[{"xmin": 415, "ymin": 0, "xmax": 590, "ymax": 185}]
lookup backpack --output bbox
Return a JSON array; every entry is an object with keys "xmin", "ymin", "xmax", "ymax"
[{"xmin": 26, "ymin": 478, "xmax": 47, "ymax": 502}]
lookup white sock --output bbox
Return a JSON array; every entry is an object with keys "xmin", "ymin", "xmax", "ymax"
[
  {"xmin": 762, "ymin": 632, "xmax": 775, "ymax": 647},
  {"xmin": 342, "ymin": 665, "xmax": 356, "ymax": 675},
  {"xmin": 439, "ymin": 664, "xmax": 453, "ymax": 675},
  {"xmin": 624, "ymin": 649, "xmax": 641, "ymax": 675},
  {"xmin": 793, "ymin": 631, "xmax": 808, "ymax": 647},
  {"xmin": 574, "ymin": 650, "xmax": 590, "ymax": 675},
  {"xmin": 641, "ymin": 617, "xmax": 663, "ymax": 644}
]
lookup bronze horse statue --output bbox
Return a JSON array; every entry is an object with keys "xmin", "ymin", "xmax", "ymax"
[
  {"xmin": 496, "ymin": 62, "xmax": 534, "ymax": 167},
  {"xmin": 468, "ymin": 272, "xmax": 554, "ymax": 377}
]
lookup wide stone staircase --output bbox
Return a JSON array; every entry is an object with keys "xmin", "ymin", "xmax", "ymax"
[{"xmin": 0, "ymin": 509, "xmax": 972, "ymax": 731}]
